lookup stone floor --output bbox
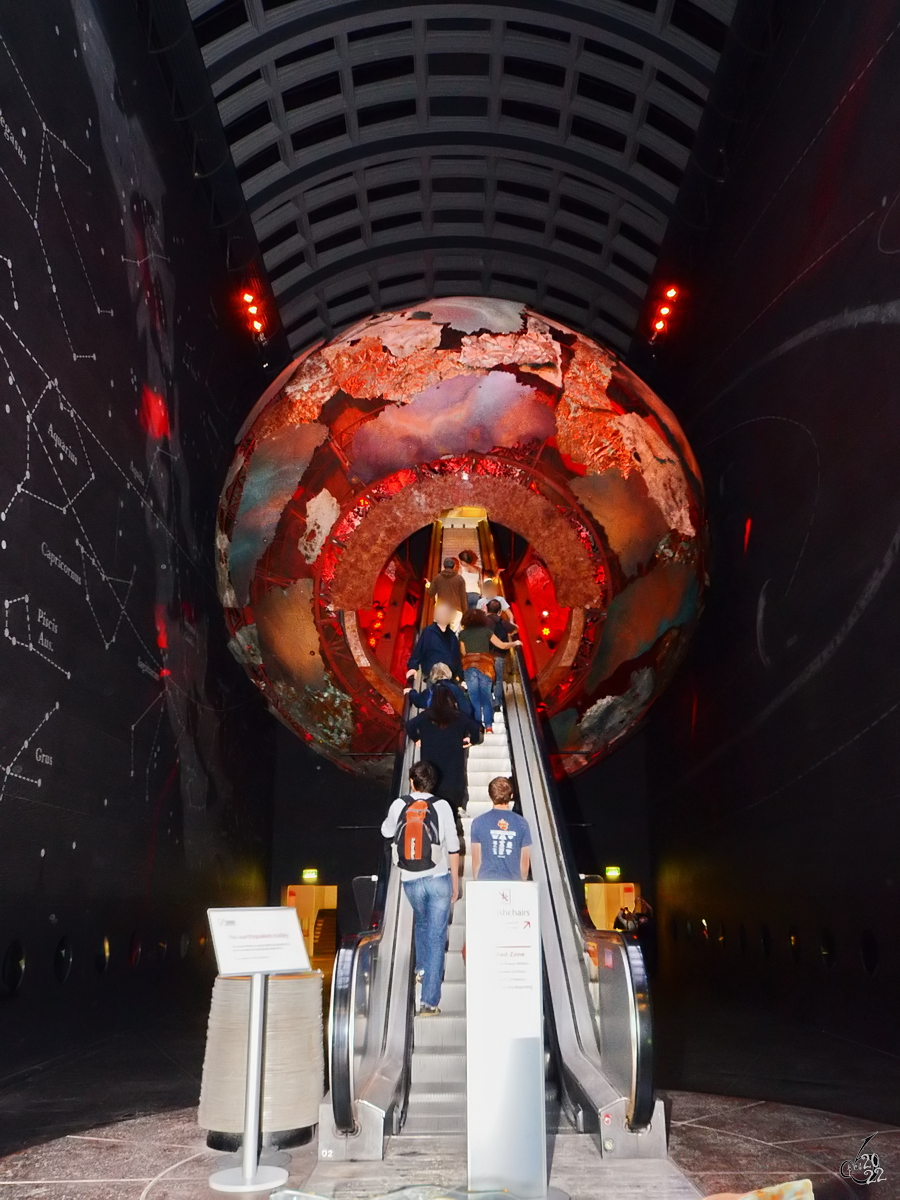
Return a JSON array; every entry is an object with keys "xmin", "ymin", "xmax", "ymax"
[{"xmin": 0, "ymin": 1092, "xmax": 895, "ymax": 1199}]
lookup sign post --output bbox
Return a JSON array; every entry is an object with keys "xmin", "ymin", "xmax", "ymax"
[
  {"xmin": 206, "ymin": 907, "xmax": 311, "ymax": 1194},
  {"xmin": 465, "ymin": 881, "xmax": 563, "ymax": 1199}
]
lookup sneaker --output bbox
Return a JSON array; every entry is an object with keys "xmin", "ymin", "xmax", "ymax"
[
  {"xmin": 485, "ymin": 727, "xmax": 494, "ymax": 734},
  {"xmin": 418, "ymin": 1004, "xmax": 441, "ymax": 1016}
]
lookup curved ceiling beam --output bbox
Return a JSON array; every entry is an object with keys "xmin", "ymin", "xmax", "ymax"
[
  {"xmin": 275, "ymin": 234, "xmax": 644, "ymax": 309},
  {"xmin": 205, "ymin": 1, "xmax": 716, "ymax": 88},
  {"xmin": 249, "ymin": 130, "xmax": 675, "ymax": 221}
]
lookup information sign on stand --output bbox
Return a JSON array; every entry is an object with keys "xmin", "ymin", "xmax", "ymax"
[
  {"xmin": 207, "ymin": 907, "xmax": 310, "ymax": 1195},
  {"xmin": 466, "ymin": 881, "xmax": 563, "ymax": 1200}
]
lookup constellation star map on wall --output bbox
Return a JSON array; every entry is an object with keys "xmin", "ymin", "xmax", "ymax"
[{"xmin": 0, "ymin": 2, "xmax": 270, "ymax": 910}]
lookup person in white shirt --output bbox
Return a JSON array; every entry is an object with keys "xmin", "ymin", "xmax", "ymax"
[
  {"xmin": 457, "ymin": 548, "xmax": 483, "ymax": 608},
  {"xmin": 381, "ymin": 760, "xmax": 460, "ymax": 1014},
  {"xmin": 476, "ymin": 578, "xmax": 511, "ymax": 612}
]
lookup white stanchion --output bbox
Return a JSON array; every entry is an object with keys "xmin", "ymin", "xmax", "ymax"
[
  {"xmin": 207, "ymin": 907, "xmax": 310, "ymax": 1195},
  {"xmin": 209, "ymin": 971, "xmax": 289, "ymax": 1194}
]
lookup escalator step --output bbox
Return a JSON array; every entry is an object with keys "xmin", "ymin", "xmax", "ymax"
[
  {"xmin": 411, "ymin": 1047, "xmax": 467, "ymax": 1084},
  {"xmin": 414, "ymin": 1014, "xmax": 466, "ymax": 1049}
]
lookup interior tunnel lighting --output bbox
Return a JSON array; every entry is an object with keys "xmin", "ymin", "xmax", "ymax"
[{"xmin": 665, "ymin": 286, "xmax": 678, "ymax": 299}]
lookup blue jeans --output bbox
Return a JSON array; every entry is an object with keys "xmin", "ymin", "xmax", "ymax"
[
  {"xmin": 492, "ymin": 655, "xmax": 505, "ymax": 707},
  {"xmin": 465, "ymin": 666, "xmax": 494, "ymax": 729},
  {"xmin": 403, "ymin": 872, "xmax": 453, "ymax": 1008},
  {"xmin": 466, "ymin": 592, "xmax": 481, "ymax": 609}
]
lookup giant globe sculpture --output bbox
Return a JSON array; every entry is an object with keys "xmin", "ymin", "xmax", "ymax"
[{"xmin": 217, "ymin": 297, "xmax": 706, "ymax": 779}]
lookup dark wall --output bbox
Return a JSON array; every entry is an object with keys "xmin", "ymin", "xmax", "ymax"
[
  {"xmin": 640, "ymin": 0, "xmax": 900, "ymax": 1121},
  {"xmin": 270, "ymin": 727, "xmax": 387, "ymax": 934},
  {"xmin": 0, "ymin": 0, "xmax": 273, "ymax": 1095}
]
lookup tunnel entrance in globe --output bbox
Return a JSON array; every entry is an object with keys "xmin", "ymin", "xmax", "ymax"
[{"xmin": 353, "ymin": 508, "xmax": 571, "ymax": 692}]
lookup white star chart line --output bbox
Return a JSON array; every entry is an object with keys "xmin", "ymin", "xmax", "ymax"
[
  {"xmin": 0, "ymin": 33, "xmax": 91, "ymax": 174},
  {"xmin": 4, "ymin": 595, "xmax": 71, "ymax": 678},
  {"xmin": 0, "ymin": 701, "xmax": 60, "ymax": 801},
  {"xmin": 53, "ymin": 170, "xmax": 113, "ymax": 317},
  {"xmin": 75, "ymin": 537, "xmax": 139, "ymax": 652},
  {"xmin": 0, "ymin": 33, "xmax": 110, "ymax": 361},
  {"xmin": 0, "ymin": 370, "xmax": 96, "ymax": 521},
  {"xmin": 0, "ymin": 257, "xmax": 18, "ymax": 311},
  {"xmin": 122, "ymin": 252, "xmax": 171, "ymax": 266},
  {"xmin": 130, "ymin": 690, "xmax": 164, "ymax": 781},
  {"xmin": 0, "ymin": 309, "xmax": 208, "ymax": 594}
]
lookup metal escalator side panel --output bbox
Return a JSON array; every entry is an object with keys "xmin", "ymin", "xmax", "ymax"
[
  {"xmin": 328, "ymin": 943, "xmax": 357, "ymax": 1133},
  {"xmin": 624, "ymin": 935, "xmax": 656, "ymax": 1128},
  {"xmin": 504, "ymin": 678, "xmax": 617, "ymax": 1113},
  {"xmin": 505, "ymin": 648, "xmax": 663, "ymax": 1148},
  {"xmin": 320, "ymin": 767, "xmax": 416, "ymax": 1159}
]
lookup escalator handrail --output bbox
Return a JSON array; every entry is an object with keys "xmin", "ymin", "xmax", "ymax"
[
  {"xmin": 328, "ymin": 697, "xmax": 415, "ymax": 1135},
  {"xmin": 510, "ymin": 644, "xmax": 656, "ymax": 1131},
  {"xmin": 328, "ymin": 529, "xmax": 442, "ymax": 1137}
]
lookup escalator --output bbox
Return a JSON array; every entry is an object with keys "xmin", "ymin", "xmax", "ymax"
[{"xmin": 319, "ymin": 518, "xmax": 665, "ymax": 1164}]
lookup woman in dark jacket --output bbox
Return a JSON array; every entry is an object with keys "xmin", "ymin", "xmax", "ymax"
[
  {"xmin": 407, "ymin": 683, "xmax": 481, "ymax": 808},
  {"xmin": 406, "ymin": 662, "xmax": 474, "ymax": 717}
]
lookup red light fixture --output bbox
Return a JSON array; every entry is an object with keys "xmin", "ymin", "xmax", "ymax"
[
  {"xmin": 649, "ymin": 283, "xmax": 682, "ymax": 343},
  {"xmin": 240, "ymin": 286, "xmax": 268, "ymax": 340}
]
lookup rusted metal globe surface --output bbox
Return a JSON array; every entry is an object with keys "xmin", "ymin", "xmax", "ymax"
[{"xmin": 217, "ymin": 298, "xmax": 706, "ymax": 779}]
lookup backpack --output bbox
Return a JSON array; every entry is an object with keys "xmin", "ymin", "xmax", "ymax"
[{"xmin": 394, "ymin": 795, "xmax": 441, "ymax": 872}]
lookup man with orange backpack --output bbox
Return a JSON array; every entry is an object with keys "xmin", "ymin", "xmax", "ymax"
[{"xmin": 380, "ymin": 760, "xmax": 460, "ymax": 1015}]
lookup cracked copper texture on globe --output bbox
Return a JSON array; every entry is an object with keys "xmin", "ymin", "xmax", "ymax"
[
  {"xmin": 254, "ymin": 353, "xmax": 337, "ymax": 441},
  {"xmin": 459, "ymin": 316, "xmax": 563, "ymax": 386},
  {"xmin": 566, "ymin": 338, "xmax": 615, "ymax": 396},
  {"xmin": 330, "ymin": 472, "xmax": 605, "ymax": 612},
  {"xmin": 216, "ymin": 298, "xmax": 706, "ymax": 777}
]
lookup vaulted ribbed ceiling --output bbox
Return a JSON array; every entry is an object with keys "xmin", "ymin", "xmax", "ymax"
[{"xmin": 188, "ymin": 0, "xmax": 736, "ymax": 355}]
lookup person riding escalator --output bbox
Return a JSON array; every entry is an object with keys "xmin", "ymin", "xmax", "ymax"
[
  {"xmin": 407, "ymin": 682, "xmax": 482, "ymax": 810},
  {"xmin": 459, "ymin": 607, "xmax": 520, "ymax": 734}
]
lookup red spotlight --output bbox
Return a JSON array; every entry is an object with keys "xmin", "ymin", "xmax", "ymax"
[
  {"xmin": 743, "ymin": 517, "xmax": 752, "ymax": 554},
  {"xmin": 239, "ymin": 286, "xmax": 268, "ymax": 339},
  {"xmin": 649, "ymin": 283, "xmax": 682, "ymax": 342}
]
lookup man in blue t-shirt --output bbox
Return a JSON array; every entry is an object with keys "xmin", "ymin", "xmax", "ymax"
[{"xmin": 470, "ymin": 776, "xmax": 532, "ymax": 882}]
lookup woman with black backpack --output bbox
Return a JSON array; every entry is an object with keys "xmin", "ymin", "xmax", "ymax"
[{"xmin": 406, "ymin": 682, "xmax": 482, "ymax": 809}]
